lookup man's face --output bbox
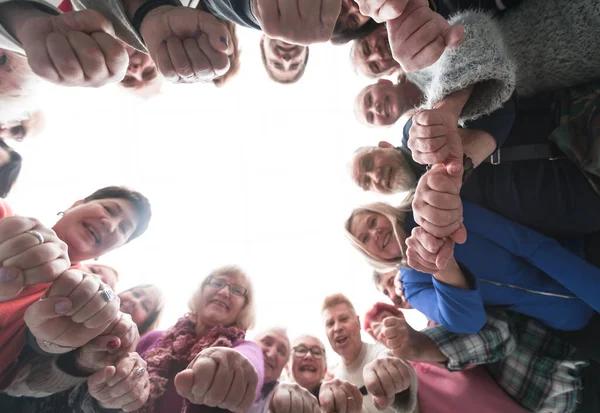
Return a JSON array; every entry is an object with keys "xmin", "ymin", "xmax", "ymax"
[
  {"xmin": 355, "ymin": 79, "xmax": 403, "ymax": 127},
  {"xmin": 291, "ymin": 335, "xmax": 327, "ymax": 391},
  {"xmin": 351, "ymin": 143, "xmax": 410, "ymax": 194},
  {"xmin": 377, "ymin": 269, "xmax": 411, "ymax": 308},
  {"xmin": 256, "ymin": 329, "xmax": 291, "ymax": 383},
  {"xmin": 336, "ymin": 0, "xmax": 372, "ymax": 32},
  {"xmin": 323, "ymin": 303, "xmax": 362, "ymax": 361},
  {"xmin": 351, "ymin": 25, "xmax": 398, "ymax": 78},
  {"xmin": 261, "ymin": 36, "xmax": 309, "ymax": 83}
]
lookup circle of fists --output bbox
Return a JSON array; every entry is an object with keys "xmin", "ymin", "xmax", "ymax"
[
  {"xmin": 319, "ymin": 379, "xmax": 363, "ymax": 413},
  {"xmin": 253, "ymin": 0, "xmax": 342, "ymax": 45},
  {"xmin": 0, "ymin": 217, "xmax": 70, "ymax": 302},
  {"xmin": 139, "ymin": 6, "xmax": 234, "ymax": 83},
  {"xmin": 364, "ymin": 357, "xmax": 411, "ymax": 410},
  {"xmin": 18, "ymin": 10, "xmax": 129, "ymax": 87},
  {"xmin": 88, "ymin": 352, "xmax": 149, "ymax": 412},
  {"xmin": 174, "ymin": 347, "xmax": 259, "ymax": 413},
  {"xmin": 24, "ymin": 269, "xmax": 121, "ymax": 350},
  {"xmin": 268, "ymin": 382, "xmax": 321, "ymax": 413}
]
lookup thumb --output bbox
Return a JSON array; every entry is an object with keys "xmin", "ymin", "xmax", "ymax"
[
  {"xmin": 0, "ymin": 266, "xmax": 25, "ymax": 302},
  {"xmin": 445, "ymin": 160, "xmax": 463, "ymax": 176},
  {"xmin": 174, "ymin": 369, "xmax": 194, "ymax": 399},
  {"xmin": 88, "ymin": 365, "xmax": 116, "ymax": 392},
  {"xmin": 443, "ymin": 24, "xmax": 465, "ymax": 49},
  {"xmin": 198, "ymin": 12, "xmax": 233, "ymax": 55},
  {"xmin": 24, "ymin": 297, "xmax": 72, "ymax": 327},
  {"xmin": 449, "ymin": 225, "xmax": 467, "ymax": 245},
  {"xmin": 373, "ymin": 395, "xmax": 391, "ymax": 410},
  {"xmin": 435, "ymin": 238, "xmax": 455, "ymax": 269}
]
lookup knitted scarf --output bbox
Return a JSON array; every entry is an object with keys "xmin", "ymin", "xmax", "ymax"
[{"xmin": 138, "ymin": 314, "xmax": 246, "ymax": 413}]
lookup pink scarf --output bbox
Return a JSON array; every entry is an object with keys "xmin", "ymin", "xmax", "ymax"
[{"xmin": 138, "ymin": 314, "xmax": 246, "ymax": 413}]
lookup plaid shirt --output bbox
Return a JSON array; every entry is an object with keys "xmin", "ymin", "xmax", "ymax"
[{"xmin": 422, "ymin": 311, "xmax": 588, "ymax": 413}]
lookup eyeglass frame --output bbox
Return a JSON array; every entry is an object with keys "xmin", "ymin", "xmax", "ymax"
[
  {"xmin": 292, "ymin": 345, "xmax": 326, "ymax": 359},
  {"xmin": 205, "ymin": 276, "xmax": 248, "ymax": 297}
]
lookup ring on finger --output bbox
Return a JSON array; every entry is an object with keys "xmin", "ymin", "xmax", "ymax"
[
  {"xmin": 27, "ymin": 230, "xmax": 44, "ymax": 245},
  {"xmin": 136, "ymin": 367, "xmax": 145, "ymax": 376},
  {"xmin": 99, "ymin": 287, "xmax": 116, "ymax": 303}
]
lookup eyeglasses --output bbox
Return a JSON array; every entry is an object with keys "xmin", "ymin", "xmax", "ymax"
[
  {"xmin": 293, "ymin": 345, "xmax": 325, "ymax": 359},
  {"xmin": 206, "ymin": 276, "xmax": 248, "ymax": 297}
]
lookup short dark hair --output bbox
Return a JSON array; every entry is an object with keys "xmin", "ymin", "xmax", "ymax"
[
  {"xmin": 331, "ymin": 19, "xmax": 380, "ymax": 45},
  {"xmin": 83, "ymin": 186, "xmax": 151, "ymax": 242},
  {"xmin": 0, "ymin": 140, "xmax": 22, "ymax": 198},
  {"xmin": 259, "ymin": 36, "xmax": 310, "ymax": 84}
]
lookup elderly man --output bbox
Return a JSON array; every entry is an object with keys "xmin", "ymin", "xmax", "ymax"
[
  {"xmin": 260, "ymin": 36, "xmax": 310, "ymax": 84},
  {"xmin": 322, "ymin": 293, "xmax": 418, "ymax": 413},
  {"xmin": 350, "ymin": 25, "xmax": 400, "ymax": 79},
  {"xmin": 372, "ymin": 270, "xmax": 410, "ymax": 309},
  {"xmin": 249, "ymin": 327, "xmax": 320, "ymax": 413}
]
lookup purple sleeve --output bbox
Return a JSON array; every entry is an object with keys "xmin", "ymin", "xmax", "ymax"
[
  {"xmin": 233, "ymin": 340, "xmax": 264, "ymax": 401},
  {"xmin": 136, "ymin": 330, "xmax": 164, "ymax": 357}
]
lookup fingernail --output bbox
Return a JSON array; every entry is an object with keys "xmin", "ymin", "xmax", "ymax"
[
  {"xmin": 0, "ymin": 267, "xmax": 18, "ymax": 282},
  {"xmin": 220, "ymin": 36, "xmax": 228, "ymax": 46},
  {"xmin": 438, "ymin": 258, "xmax": 448, "ymax": 269},
  {"xmin": 54, "ymin": 300, "xmax": 71, "ymax": 314},
  {"xmin": 107, "ymin": 340, "xmax": 119, "ymax": 350}
]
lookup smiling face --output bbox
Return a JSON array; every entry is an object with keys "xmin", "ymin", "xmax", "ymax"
[
  {"xmin": 79, "ymin": 263, "xmax": 119, "ymax": 290},
  {"xmin": 355, "ymin": 79, "xmax": 405, "ymax": 127},
  {"xmin": 196, "ymin": 273, "xmax": 248, "ymax": 328},
  {"xmin": 336, "ymin": 0, "xmax": 372, "ymax": 32},
  {"xmin": 291, "ymin": 335, "xmax": 327, "ymax": 392},
  {"xmin": 351, "ymin": 25, "xmax": 397, "ymax": 78},
  {"xmin": 352, "ymin": 142, "xmax": 413, "ymax": 194},
  {"xmin": 261, "ymin": 36, "xmax": 309, "ymax": 83},
  {"xmin": 323, "ymin": 303, "xmax": 362, "ymax": 363},
  {"xmin": 376, "ymin": 270, "xmax": 411, "ymax": 309},
  {"xmin": 349, "ymin": 211, "xmax": 401, "ymax": 261},
  {"xmin": 120, "ymin": 46, "xmax": 163, "ymax": 97},
  {"xmin": 119, "ymin": 285, "xmax": 161, "ymax": 328},
  {"xmin": 256, "ymin": 329, "xmax": 290, "ymax": 383},
  {"xmin": 52, "ymin": 198, "xmax": 140, "ymax": 264}
]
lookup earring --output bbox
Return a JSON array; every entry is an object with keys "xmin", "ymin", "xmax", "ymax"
[{"xmin": 57, "ymin": 211, "xmax": 65, "ymax": 217}]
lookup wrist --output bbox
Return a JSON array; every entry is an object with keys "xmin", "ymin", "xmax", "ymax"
[{"xmin": 0, "ymin": 2, "xmax": 46, "ymax": 43}]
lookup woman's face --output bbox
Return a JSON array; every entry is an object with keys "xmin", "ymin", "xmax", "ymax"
[
  {"xmin": 52, "ymin": 198, "xmax": 139, "ymax": 263},
  {"xmin": 349, "ymin": 211, "xmax": 401, "ymax": 260},
  {"xmin": 79, "ymin": 263, "xmax": 119, "ymax": 290},
  {"xmin": 196, "ymin": 273, "xmax": 248, "ymax": 327},
  {"xmin": 119, "ymin": 286, "xmax": 161, "ymax": 328}
]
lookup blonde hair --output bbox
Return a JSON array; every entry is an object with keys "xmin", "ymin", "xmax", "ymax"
[
  {"xmin": 321, "ymin": 293, "xmax": 356, "ymax": 315},
  {"xmin": 344, "ymin": 194, "xmax": 414, "ymax": 271},
  {"xmin": 188, "ymin": 265, "xmax": 256, "ymax": 330}
]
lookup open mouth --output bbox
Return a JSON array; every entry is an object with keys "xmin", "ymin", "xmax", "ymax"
[
  {"xmin": 299, "ymin": 364, "xmax": 317, "ymax": 372},
  {"xmin": 335, "ymin": 336, "xmax": 349, "ymax": 346},
  {"xmin": 382, "ymin": 231, "xmax": 391, "ymax": 249},
  {"xmin": 83, "ymin": 222, "xmax": 100, "ymax": 245}
]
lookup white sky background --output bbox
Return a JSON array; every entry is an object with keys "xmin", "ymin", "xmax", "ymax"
[{"xmin": 6, "ymin": 22, "xmax": 427, "ymax": 365}]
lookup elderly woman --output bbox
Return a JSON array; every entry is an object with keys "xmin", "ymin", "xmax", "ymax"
[
  {"xmin": 132, "ymin": 265, "xmax": 264, "ymax": 413},
  {"xmin": 290, "ymin": 335, "xmax": 327, "ymax": 398},
  {"xmin": 344, "ymin": 198, "xmax": 600, "ymax": 336}
]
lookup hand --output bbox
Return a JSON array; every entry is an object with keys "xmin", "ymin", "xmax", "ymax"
[
  {"xmin": 412, "ymin": 165, "xmax": 466, "ymax": 248},
  {"xmin": 75, "ymin": 312, "xmax": 140, "ymax": 373},
  {"xmin": 269, "ymin": 382, "xmax": 320, "ymax": 413},
  {"xmin": 24, "ymin": 270, "xmax": 120, "ymax": 351},
  {"xmin": 140, "ymin": 6, "xmax": 233, "ymax": 83},
  {"xmin": 17, "ymin": 10, "xmax": 128, "ymax": 87},
  {"xmin": 363, "ymin": 357, "xmax": 411, "ymax": 410},
  {"xmin": 174, "ymin": 347, "xmax": 258, "ymax": 413},
  {"xmin": 379, "ymin": 315, "xmax": 424, "ymax": 360},
  {"xmin": 253, "ymin": 0, "xmax": 341, "ymax": 45},
  {"xmin": 355, "ymin": 0, "xmax": 409, "ymax": 23},
  {"xmin": 0, "ymin": 217, "xmax": 70, "ymax": 301},
  {"xmin": 387, "ymin": 0, "xmax": 464, "ymax": 72},
  {"xmin": 319, "ymin": 379, "xmax": 363, "ymax": 413},
  {"xmin": 88, "ymin": 352, "xmax": 149, "ymax": 412}
]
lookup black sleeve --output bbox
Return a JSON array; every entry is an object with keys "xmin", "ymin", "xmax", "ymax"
[
  {"xmin": 402, "ymin": 117, "xmax": 413, "ymax": 149},
  {"xmin": 200, "ymin": 0, "xmax": 260, "ymax": 28},
  {"xmin": 463, "ymin": 94, "xmax": 518, "ymax": 149}
]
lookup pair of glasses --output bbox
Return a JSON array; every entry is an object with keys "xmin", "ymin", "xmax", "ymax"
[
  {"xmin": 206, "ymin": 276, "xmax": 247, "ymax": 297},
  {"xmin": 293, "ymin": 345, "xmax": 325, "ymax": 359}
]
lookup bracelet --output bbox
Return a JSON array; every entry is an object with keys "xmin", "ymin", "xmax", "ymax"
[
  {"xmin": 132, "ymin": 0, "xmax": 180, "ymax": 37},
  {"xmin": 462, "ymin": 153, "xmax": 475, "ymax": 183}
]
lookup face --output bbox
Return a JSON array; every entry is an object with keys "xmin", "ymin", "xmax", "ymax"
[
  {"xmin": 197, "ymin": 273, "xmax": 248, "ymax": 328},
  {"xmin": 323, "ymin": 303, "xmax": 362, "ymax": 361},
  {"xmin": 79, "ymin": 263, "xmax": 118, "ymax": 290},
  {"xmin": 351, "ymin": 26, "xmax": 397, "ymax": 78},
  {"xmin": 367, "ymin": 310, "xmax": 395, "ymax": 342},
  {"xmin": 0, "ymin": 120, "xmax": 26, "ymax": 141},
  {"xmin": 352, "ymin": 142, "xmax": 411, "ymax": 194},
  {"xmin": 377, "ymin": 270, "xmax": 411, "ymax": 309},
  {"xmin": 120, "ymin": 46, "xmax": 162, "ymax": 93},
  {"xmin": 291, "ymin": 336, "xmax": 327, "ymax": 391},
  {"xmin": 336, "ymin": 0, "xmax": 371, "ymax": 32},
  {"xmin": 349, "ymin": 211, "xmax": 401, "ymax": 261},
  {"xmin": 256, "ymin": 330, "xmax": 290, "ymax": 383},
  {"xmin": 119, "ymin": 285, "xmax": 161, "ymax": 328},
  {"xmin": 261, "ymin": 36, "xmax": 309, "ymax": 83},
  {"xmin": 355, "ymin": 79, "xmax": 403, "ymax": 126},
  {"xmin": 52, "ymin": 198, "xmax": 139, "ymax": 263}
]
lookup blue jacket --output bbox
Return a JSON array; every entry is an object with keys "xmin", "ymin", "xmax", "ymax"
[{"xmin": 401, "ymin": 201, "xmax": 598, "ymax": 334}]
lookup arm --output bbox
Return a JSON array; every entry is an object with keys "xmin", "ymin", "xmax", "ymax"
[
  {"xmin": 233, "ymin": 340, "xmax": 265, "ymax": 402},
  {"xmin": 420, "ymin": 311, "xmax": 517, "ymax": 371},
  {"xmin": 401, "ymin": 265, "xmax": 487, "ymax": 334}
]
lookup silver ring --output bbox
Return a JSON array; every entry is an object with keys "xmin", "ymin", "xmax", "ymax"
[
  {"xmin": 27, "ymin": 230, "xmax": 44, "ymax": 245},
  {"xmin": 99, "ymin": 288, "xmax": 115, "ymax": 303},
  {"xmin": 347, "ymin": 397, "xmax": 354, "ymax": 400},
  {"xmin": 136, "ymin": 367, "xmax": 145, "ymax": 376}
]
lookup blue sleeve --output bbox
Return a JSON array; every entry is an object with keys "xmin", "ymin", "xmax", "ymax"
[
  {"xmin": 401, "ymin": 267, "xmax": 487, "ymax": 334},
  {"xmin": 462, "ymin": 201, "xmax": 600, "ymax": 313},
  {"xmin": 463, "ymin": 94, "xmax": 517, "ymax": 149}
]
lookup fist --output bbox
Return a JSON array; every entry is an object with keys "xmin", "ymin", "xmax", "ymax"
[
  {"xmin": 363, "ymin": 357, "xmax": 411, "ymax": 410},
  {"xmin": 0, "ymin": 217, "xmax": 70, "ymax": 301},
  {"xmin": 387, "ymin": 0, "xmax": 464, "ymax": 72},
  {"xmin": 269, "ymin": 382, "xmax": 320, "ymax": 413},
  {"xmin": 253, "ymin": 0, "xmax": 341, "ymax": 45},
  {"xmin": 139, "ymin": 6, "xmax": 233, "ymax": 83},
  {"xmin": 174, "ymin": 347, "xmax": 258, "ymax": 413},
  {"xmin": 18, "ymin": 10, "xmax": 128, "ymax": 87},
  {"xmin": 380, "ymin": 315, "xmax": 423, "ymax": 360},
  {"xmin": 355, "ymin": 0, "xmax": 409, "ymax": 23},
  {"xmin": 319, "ymin": 379, "xmax": 363, "ymax": 413}
]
